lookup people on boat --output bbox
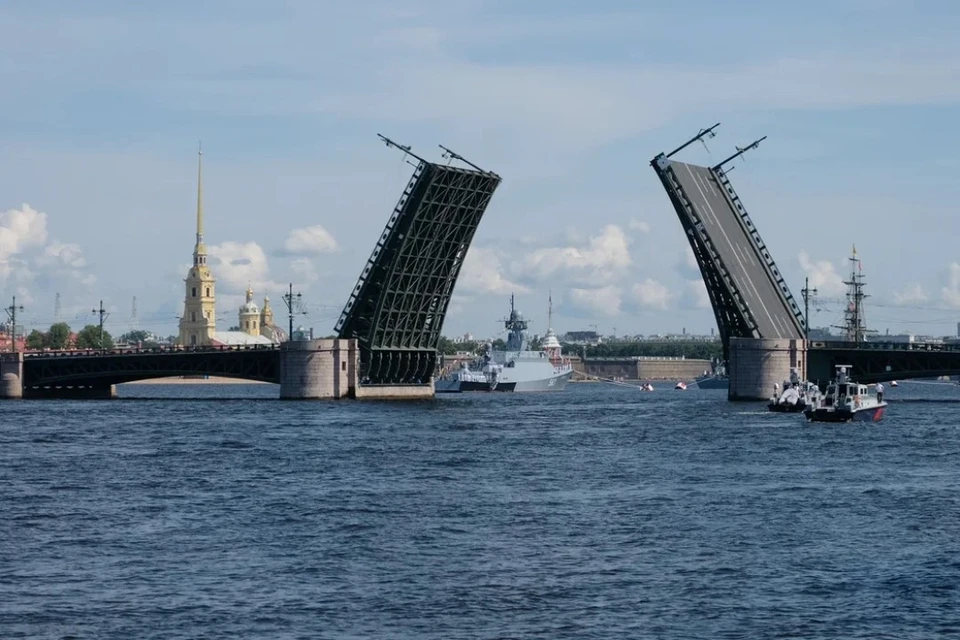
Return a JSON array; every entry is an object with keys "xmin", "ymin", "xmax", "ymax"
[{"xmin": 875, "ymin": 382, "xmax": 884, "ymax": 403}]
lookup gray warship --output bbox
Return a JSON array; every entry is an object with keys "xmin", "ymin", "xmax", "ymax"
[{"xmin": 435, "ymin": 295, "xmax": 573, "ymax": 393}]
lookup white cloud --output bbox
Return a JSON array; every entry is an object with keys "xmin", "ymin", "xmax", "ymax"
[
  {"xmin": 208, "ymin": 241, "xmax": 285, "ymax": 297},
  {"xmin": 941, "ymin": 263, "xmax": 960, "ymax": 309},
  {"xmin": 798, "ymin": 251, "xmax": 846, "ymax": 296},
  {"xmin": 290, "ymin": 257, "xmax": 319, "ymax": 285},
  {"xmin": 513, "ymin": 224, "xmax": 631, "ymax": 286},
  {"xmin": 0, "ymin": 204, "xmax": 95, "ymax": 300},
  {"xmin": 628, "ymin": 219, "xmax": 651, "ymax": 234},
  {"xmin": 283, "ymin": 225, "xmax": 339, "ymax": 255},
  {"xmin": 0, "ymin": 204, "xmax": 48, "ymax": 261},
  {"xmin": 567, "ymin": 285, "xmax": 622, "ymax": 316},
  {"xmin": 39, "ymin": 241, "xmax": 87, "ymax": 269},
  {"xmin": 893, "ymin": 283, "xmax": 928, "ymax": 306},
  {"xmin": 631, "ymin": 278, "xmax": 673, "ymax": 311},
  {"xmin": 459, "ymin": 246, "xmax": 527, "ymax": 294}
]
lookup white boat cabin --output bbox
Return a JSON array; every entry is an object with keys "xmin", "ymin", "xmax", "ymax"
[{"xmin": 821, "ymin": 366, "xmax": 877, "ymax": 410}]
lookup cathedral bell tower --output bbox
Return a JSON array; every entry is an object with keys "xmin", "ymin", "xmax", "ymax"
[{"xmin": 178, "ymin": 145, "xmax": 217, "ymax": 346}]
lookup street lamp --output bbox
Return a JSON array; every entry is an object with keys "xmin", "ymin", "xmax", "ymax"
[
  {"xmin": 91, "ymin": 300, "xmax": 109, "ymax": 353},
  {"xmin": 5, "ymin": 296, "xmax": 24, "ymax": 353},
  {"xmin": 282, "ymin": 283, "xmax": 307, "ymax": 341}
]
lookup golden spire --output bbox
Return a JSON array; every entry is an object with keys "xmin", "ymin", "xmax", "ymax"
[{"xmin": 196, "ymin": 141, "xmax": 204, "ymax": 245}]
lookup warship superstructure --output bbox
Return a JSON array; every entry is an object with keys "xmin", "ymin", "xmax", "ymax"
[{"xmin": 436, "ymin": 295, "xmax": 573, "ymax": 392}]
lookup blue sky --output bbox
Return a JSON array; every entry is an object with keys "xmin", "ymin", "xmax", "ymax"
[{"xmin": 1, "ymin": 0, "xmax": 959, "ymax": 340}]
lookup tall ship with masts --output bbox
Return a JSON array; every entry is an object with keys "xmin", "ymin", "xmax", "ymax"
[{"xmin": 435, "ymin": 294, "xmax": 574, "ymax": 392}]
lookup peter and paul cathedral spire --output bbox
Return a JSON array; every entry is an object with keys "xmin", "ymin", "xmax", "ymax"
[
  {"xmin": 179, "ymin": 142, "xmax": 217, "ymax": 347},
  {"xmin": 193, "ymin": 143, "xmax": 207, "ymax": 266}
]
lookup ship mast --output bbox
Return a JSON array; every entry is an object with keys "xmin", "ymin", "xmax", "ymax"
[
  {"xmin": 547, "ymin": 289, "xmax": 553, "ymax": 330},
  {"xmin": 834, "ymin": 244, "xmax": 873, "ymax": 344}
]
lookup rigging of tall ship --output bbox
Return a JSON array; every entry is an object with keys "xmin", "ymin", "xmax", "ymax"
[{"xmin": 435, "ymin": 294, "xmax": 573, "ymax": 393}]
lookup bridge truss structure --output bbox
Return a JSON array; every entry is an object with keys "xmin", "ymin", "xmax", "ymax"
[
  {"xmin": 335, "ymin": 136, "xmax": 502, "ymax": 385},
  {"xmin": 651, "ymin": 124, "xmax": 806, "ymax": 358}
]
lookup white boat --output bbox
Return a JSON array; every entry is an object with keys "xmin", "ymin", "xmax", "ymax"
[
  {"xmin": 768, "ymin": 368, "xmax": 822, "ymax": 413},
  {"xmin": 641, "ymin": 383, "xmax": 654, "ymax": 392},
  {"xmin": 675, "ymin": 381, "xmax": 687, "ymax": 390},
  {"xmin": 804, "ymin": 365, "xmax": 887, "ymax": 423}
]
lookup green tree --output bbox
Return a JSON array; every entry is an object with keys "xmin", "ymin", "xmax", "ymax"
[
  {"xmin": 25, "ymin": 329, "xmax": 46, "ymax": 350},
  {"xmin": 47, "ymin": 322, "xmax": 72, "ymax": 349},
  {"xmin": 119, "ymin": 330, "xmax": 151, "ymax": 344},
  {"xmin": 569, "ymin": 340, "xmax": 723, "ymax": 360},
  {"xmin": 437, "ymin": 336, "xmax": 457, "ymax": 355},
  {"xmin": 75, "ymin": 324, "xmax": 114, "ymax": 350}
]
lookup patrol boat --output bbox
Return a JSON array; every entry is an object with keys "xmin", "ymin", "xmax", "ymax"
[
  {"xmin": 435, "ymin": 295, "xmax": 573, "ymax": 393},
  {"xmin": 804, "ymin": 365, "xmax": 887, "ymax": 423}
]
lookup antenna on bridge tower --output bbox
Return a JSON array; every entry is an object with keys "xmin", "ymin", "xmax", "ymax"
[
  {"xmin": 131, "ymin": 296, "xmax": 138, "ymax": 331},
  {"xmin": 713, "ymin": 136, "xmax": 767, "ymax": 171},
  {"xmin": 377, "ymin": 133, "xmax": 426, "ymax": 166},
  {"xmin": 438, "ymin": 144, "xmax": 490, "ymax": 174},
  {"xmin": 54, "ymin": 292, "xmax": 62, "ymax": 323},
  {"xmin": 665, "ymin": 123, "xmax": 721, "ymax": 159}
]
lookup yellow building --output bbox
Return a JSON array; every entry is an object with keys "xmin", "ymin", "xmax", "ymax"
[
  {"xmin": 239, "ymin": 285, "xmax": 260, "ymax": 336},
  {"xmin": 177, "ymin": 147, "xmax": 286, "ymax": 347},
  {"xmin": 178, "ymin": 147, "xmax": 217, "ymax": 346}
]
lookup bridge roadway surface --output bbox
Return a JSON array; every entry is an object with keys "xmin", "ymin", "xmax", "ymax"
[{"xmin": 670, "ymin": 160, "xmax": 801, "ymax": 339}]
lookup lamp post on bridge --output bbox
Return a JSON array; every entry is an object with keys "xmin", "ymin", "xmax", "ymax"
[
  {"xmin": 282, "ymin": 283, "xmax": 306, "ymax": 342},
  {"xmin": 92, "ymin": 300, "xmax": 109, "ymax": 354},
  {"xmin": 801, "ymin": 277, "xmax": 818, "ymax": 342},
  {"xmin": 5, "ymin": 296, "xmax": 24, "ymax": 353}
]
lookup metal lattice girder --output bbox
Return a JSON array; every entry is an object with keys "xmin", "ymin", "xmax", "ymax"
[
  {"xmin": 652, "ymin": 153, "xmax": 805, "ymax": 350},
  {"xmin": 22, "ymin": 347, "xmax": 280, "ymax": 387},
  {"xmin": 337, "ymin": 159, "xmax": 501, "ymax": 385}
]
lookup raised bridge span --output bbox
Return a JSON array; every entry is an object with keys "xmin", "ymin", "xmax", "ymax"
[
  {"xmin": 653, "ymin": 124, "xmax": 960, "ymax": 399},
  {"xmin": 0, "ymin": 136, "xmax": 501, "ymax": 400}
]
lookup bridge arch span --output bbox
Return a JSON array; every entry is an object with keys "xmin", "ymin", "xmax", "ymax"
[{"xmin": 22, "ymin": 347, "xmax": 280, "ymax": 392}]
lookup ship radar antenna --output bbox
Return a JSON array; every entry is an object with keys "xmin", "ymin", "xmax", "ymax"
[{"xmin": 548, "ymin": 290, "xmax": 553, "ymax": 329}]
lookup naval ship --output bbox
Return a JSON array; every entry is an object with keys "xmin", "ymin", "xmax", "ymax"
[{"xmin": 435, "ymin": 295, "xmax": 573, "ymax": 393}]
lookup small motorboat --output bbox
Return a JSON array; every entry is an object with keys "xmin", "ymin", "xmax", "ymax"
[
  {"xmin": 768, "ymin": 368, "xmax": 822, "ymax": 413},
  {"xmin": 890, "ymin": 380, "xmax": 898, "ymax": 387},
  {"xmin": 804, "ymin": 365, "xmax": 887, "ymax": 423},
  {"xmin": 675, "ymin": 381, "xmax": 687, "ymax": 390},
  {"xmin": 640, "ymin": 383, "xmax": 654, "ymax": 392}
]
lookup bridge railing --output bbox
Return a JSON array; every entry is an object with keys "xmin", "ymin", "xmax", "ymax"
[
  {"xmin": 21, "ymin": 343, "xmax": 281, "ymax": 359},
  {"xmin": 810, "ymin": 341, "xmax": 960, "ymax": 352}
]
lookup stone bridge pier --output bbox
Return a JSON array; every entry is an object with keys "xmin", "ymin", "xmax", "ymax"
[
  {"xmin": 1, "ymin": 352, "xmax": 23, "ymax": 399},
  {"xmin": 728, "ymin": 338, "xmax": 807, "ymax": 401},
  {"xmin": 279, "ymin": 339, "xmax": 357, "ymax": 399}
]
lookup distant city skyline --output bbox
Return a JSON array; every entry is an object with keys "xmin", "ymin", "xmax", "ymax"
[{"xmin": 2, "ymin": 1, "xmax": 960, "ymax": 339}]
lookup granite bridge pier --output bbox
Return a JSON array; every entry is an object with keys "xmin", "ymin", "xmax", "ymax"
[
  {"xmin": 653, "ymin": 124, "xmax": 960, "ymax": 399},
  {"xmin": 0, "ymin": 137, "xmax": 501, "ymax": 400}
]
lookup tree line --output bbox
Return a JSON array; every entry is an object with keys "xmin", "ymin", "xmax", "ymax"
[
  {"xmin": 437, "ymin": 336, "xmax": 722, "ymax": 360},
  {"xmin": 24, "ymin": 322, "xmax": 123, "ymax": 351}
]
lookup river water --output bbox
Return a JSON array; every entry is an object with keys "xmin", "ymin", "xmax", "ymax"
[{"xmin": 2, "ymin": 381, "xmax": 959, "ymax": 638}]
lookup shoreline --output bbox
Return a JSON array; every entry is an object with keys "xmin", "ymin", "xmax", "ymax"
[{"xmin": 122, "ymin": 376, "xmax": 273, "ymax": 385}]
